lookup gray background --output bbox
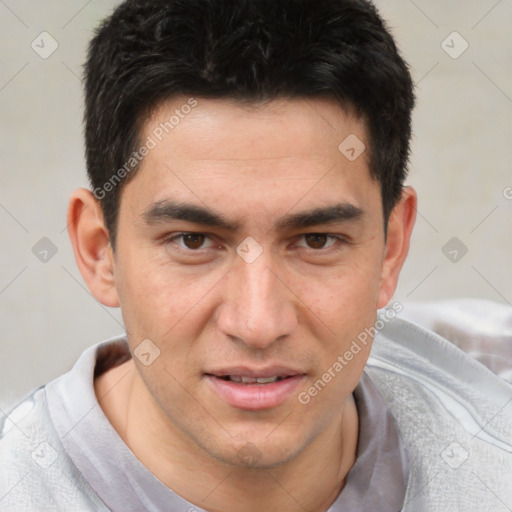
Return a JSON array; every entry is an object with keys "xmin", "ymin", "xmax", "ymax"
[{"xmin": 1, "ymin": 0, "xmax": 511, "ymax": 410}]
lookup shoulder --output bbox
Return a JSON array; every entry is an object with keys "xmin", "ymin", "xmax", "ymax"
[
  {"xmin": 369, "ymin": 317, "xmax": 512, "ymax": 511},
  {"xmin": 0, "ymin": 387, "xmax": 109, "ymax": 511},
  {"xmin": 371, "ymin": 315, "xmax": 512, "ymax": 410}
]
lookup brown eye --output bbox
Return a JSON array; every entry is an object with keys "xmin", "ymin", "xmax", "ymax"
[
  {"xmin": 304, "ymin": 234, "xmax": 328, "ymax": 249},
  {"xmin": 182, "ymin": 233, "xmax": 206, "ymax": 249}
]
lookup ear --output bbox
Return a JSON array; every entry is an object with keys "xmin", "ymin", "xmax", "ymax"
[
  {"xmin": 376, "ymin": 186, "xmax": 417, "ymax": 308},
  {"xmin": 67, "ymin": 188, "xmax": 120, "ymax": 307}
]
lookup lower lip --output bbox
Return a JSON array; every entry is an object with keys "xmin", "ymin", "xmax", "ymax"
[{"xmin": 205, "ymin": 375, "xmax": 305, "ymax": 410}]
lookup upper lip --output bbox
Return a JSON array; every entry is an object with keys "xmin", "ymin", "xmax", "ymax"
[{"xmin": 206, "ymin": 366, "xmax": 306, "ymax": 378}]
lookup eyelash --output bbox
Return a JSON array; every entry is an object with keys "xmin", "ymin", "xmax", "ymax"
[{"xmin": 163, "ymin": 232, "xmax": 349, "ymax": 253}]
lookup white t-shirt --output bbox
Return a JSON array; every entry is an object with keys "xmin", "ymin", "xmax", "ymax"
[{"xmin": 0, "ymin": 336, "xmax": 408, "ymax": 511}]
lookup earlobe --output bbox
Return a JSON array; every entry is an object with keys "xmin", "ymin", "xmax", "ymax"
[
  {"xmin": 67, "ymin": 188, "xmax": 120, "ymax": 308},
  {"xmin": 376, "ymin": 186, "xmax": 417, "ymax": 309}
]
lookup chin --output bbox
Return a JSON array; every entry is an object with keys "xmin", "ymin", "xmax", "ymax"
[{"xmin": 201, "ymin": 428, "xmax": 307, "ymax": 470}]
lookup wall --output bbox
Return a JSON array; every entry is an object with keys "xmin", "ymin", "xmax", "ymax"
[{"xmin": 1, "ymin": 0, "xmax": 510, "ymax": 409}]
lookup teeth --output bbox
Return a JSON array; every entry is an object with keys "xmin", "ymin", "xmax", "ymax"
[
  {"xmin": 227, "ymin": 375, "xmax": 281, "ymax": 384},
  {"xmin": 255, "ymin": 376, "xmax": 279, "ymax": 384}
]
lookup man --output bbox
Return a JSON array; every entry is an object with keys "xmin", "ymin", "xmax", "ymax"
[{"xmin": 1, "ymin": 0, "xmax": 511, "ymax": 510}]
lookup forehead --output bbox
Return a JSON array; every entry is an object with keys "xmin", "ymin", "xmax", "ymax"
[
  {"xmin": 120, "ymin": 96, "xmax": 379, "ymax": 222},
  {"xmin": 144, "ymin": 96, "xmax": 366, "ymax": 163}
]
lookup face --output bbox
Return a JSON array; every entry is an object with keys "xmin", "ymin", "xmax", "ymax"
[{"xmin": 112, "ymin": 96, "xmax": 390, "ymax": 468}]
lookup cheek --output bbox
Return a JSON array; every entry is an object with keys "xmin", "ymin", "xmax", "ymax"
[
  {"xmin": 295, "ymin": 261, "xmax": 381, "ymax": 397},
  {"xmin": 114, "ymin": 253, "xmax": 221, "ymax": 356},
  {"xmin": 301, "ymin": 258, "xmax": 381, "ymax": 333},
  {"xmin": 113, "ymin": 255, "xmax": 180, "ymax": 350}
]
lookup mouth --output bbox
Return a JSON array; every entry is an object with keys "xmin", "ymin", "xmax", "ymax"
[
  {"xmin": 204, "ymin": 368, "xmax": 306, "ymax": 410},
  {"xmin": 215, "ymin": 375, "xmax": 292, "ymax": 384}
]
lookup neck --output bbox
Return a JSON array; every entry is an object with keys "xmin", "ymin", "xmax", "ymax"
[{"xmin": 95, "ymin": 359, "xmax": 359, "ymax": 512}]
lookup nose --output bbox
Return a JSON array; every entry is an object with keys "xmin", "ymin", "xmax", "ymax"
[{"xmin": 216, "ymin": 252, "xmax": 298, "ymax": 349}]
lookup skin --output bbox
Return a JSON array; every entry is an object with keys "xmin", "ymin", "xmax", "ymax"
[{"xmin": 67, "ymin": 96, "xmax": 416, "ymax": 512}]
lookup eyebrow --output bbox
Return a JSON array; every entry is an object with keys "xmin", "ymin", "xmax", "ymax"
[
  {"xmin": 275, "ymin": 203, "xmax": 363, "ymax": 230},
  {"xmin": 141, "ymin": 200, "xmax": 364, "ymax": 231}
]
